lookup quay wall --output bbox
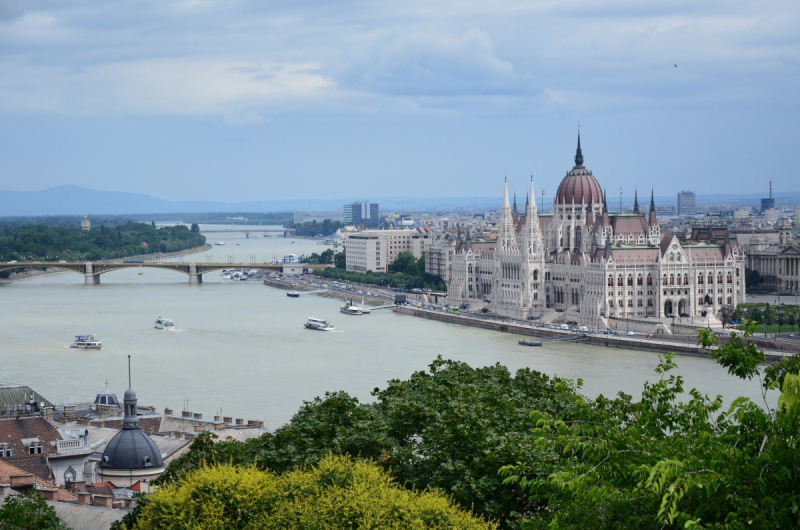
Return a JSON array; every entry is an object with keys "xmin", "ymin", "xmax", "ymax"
[{"xmin": 393, "ymin": 306, "xmax": 793, "ymax": 361}]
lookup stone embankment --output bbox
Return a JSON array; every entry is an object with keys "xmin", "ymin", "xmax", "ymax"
[{"xmin": 393, "ymin": 306, "xmax": 796, "ymax": 362}]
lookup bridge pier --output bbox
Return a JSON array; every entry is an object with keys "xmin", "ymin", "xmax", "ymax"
[
  {"xmin": 189, "ymin": 263, "xmax": 202, "ymax": 284},
  {"xmin": 84, "ymin": 262, "xmax": 100, "ymax": 285}
]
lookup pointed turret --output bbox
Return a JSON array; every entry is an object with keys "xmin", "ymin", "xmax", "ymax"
[
  {"xmin": 513, "ymin": 193, "xmax": 517, "ymax": 214},
  {"xmin": 574, "ymin": 134, "xmax": 584, "ymax": 168},
  {"xmin": 604, "ymin": 232, "xmax": 613, "ymax": 260},
  {"xmin": 602, "ymin": 187, "xmax": 608, "ymax": 212},
  {"xmin": 499, "ymin": 179, "xmax": 514, "ymax": 250},
  {"xmin": 524, "ymin": 178, "xmax": 542, "ymax": 255},
  {"xmin": 648, "ymin": 187, "xmax": 657, "ymax": 227},
  {"xmin": 633, "ymin": 188, "xmax": 639, "ymax": 214}
]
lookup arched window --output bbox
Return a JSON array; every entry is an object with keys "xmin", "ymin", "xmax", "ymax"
[
  {"xmin": 647, "ymin": 275, "xmax": 653, "ymax": 286},
  {"xmin": 608, "ymin": 276, "xmax": 613, "ymax": 287},
  {"xmin": 637, "ymin": 275, "xmax": 643, "ymax": 286},
  {"xmin": 64, "ymin": 466, "xmax": 77, "ymax": 483},
  {"xmin": 708, "ymin": 274, "xmax": 713, "ymax": 284},
  {"xmin": 627, "ymin": 276, "xmax": 633, "ymax": 287},
  {"xmin": 669, "ymin": 253, "xmax": 674, "ymax": 262},
  {"xmin": 663, "ymin": 275, "xmax": 668, "ymax": 285},
  {"xmin": 533, "ymin": 270, "xmax": 539, "ymax": 281},
  {"xmin": 669, "ymin": 274, "xmax": 674, "ymax": 286},
  {"xmin": 698, "ymin": 273, "xmax": 704, "ymax": 284},
  {"xmin": 617, "ymin": 276, "xmax": 623, "ymax": 286},
  {"xmin": 683, "ymin": 274, "xmax": 689, "ymax": 285}
]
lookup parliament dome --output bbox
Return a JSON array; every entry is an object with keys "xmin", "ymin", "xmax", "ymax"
[{"xmin": 555, "ymin": 135, "xmax": 603, "ymax": 206}]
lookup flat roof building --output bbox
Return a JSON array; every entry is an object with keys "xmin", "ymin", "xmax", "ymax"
[
  {"xmin": 677, "ymin": 191, "xmax": 696, "ymax": 216},
  {"xmin": 345, "ymin": 229, "xmax": 431, "ymax": 273},
  {"xmin": 343, "ymin": 201, "xmax": 379, "ymax": 226}
]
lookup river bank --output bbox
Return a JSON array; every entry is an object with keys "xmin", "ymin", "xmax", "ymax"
[{"xmin": 393, "ymin": 306, "xmax": 796, "ymax": 362}]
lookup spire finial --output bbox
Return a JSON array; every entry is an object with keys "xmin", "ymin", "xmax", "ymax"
[
  {"xmin": 574, "ymin": 132, "xmax": 584, "ymax": 167},
  {"xmin": 128, "ymin": 355, "xmax": 131, "ymax": 389},
  {"xmin": 650, "ymin": 187, "xmax": 655, "ymax": 211}
]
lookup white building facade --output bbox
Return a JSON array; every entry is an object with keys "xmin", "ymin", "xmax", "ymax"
[{"xmin": 447, "ymin": 137, "xmax": 747, "ymax": 327}]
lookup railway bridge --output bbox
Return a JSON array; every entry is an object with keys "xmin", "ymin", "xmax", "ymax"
[{"xmin": 0, "ymin": 261, "xmax": 328, "ymax": 285}]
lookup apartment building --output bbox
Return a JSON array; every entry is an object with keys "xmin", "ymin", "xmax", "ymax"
[{"xmin": 345, "ymin": 229, "xmax": 431, "ymax": 273}]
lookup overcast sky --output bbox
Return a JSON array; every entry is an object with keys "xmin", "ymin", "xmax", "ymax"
[{"xmin": 1, "ymin": 0, "xmax": 798, "ymax": 204}]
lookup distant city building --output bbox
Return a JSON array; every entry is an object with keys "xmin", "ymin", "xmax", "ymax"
[
  {"xmin": 733, "ymin": 208, "xmax": 750, "ymax": 220},
  {"xmin": 764, "ymin": 208, "xmax": 781, "ymax": 224},
  {"xmin": 425, "ymin": 238, "xmax": 457, "ymax": 282},
  {"xmin": 795, "ymin": 205, "xmax": 800, "ymax": 223},
  {"xmin": 746, "ymin": 218, "xmax": 799, "ymax": 292},
  {"xmin": 677, "ymin": 191, "xmax": 696, "ymax": 216},
  {"xmin": 345, "ymin": 228, "xmax": 431, "ymax": 273},
  {"xmin": 343, "ymin": 201, "xmax": 379, "ymax": 226},
  {"xmin": 81, "ymin": 214, "xmax": 91, "ymax": 232},
  {"xmin": 292, "ymin": 211, "xmax": 344, "ymax": 224},
  {"xmin": 761, "ymin": 181, "xmax": 775, "ymax": 212}
]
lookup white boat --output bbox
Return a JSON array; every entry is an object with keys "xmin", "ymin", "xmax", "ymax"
[
  {"xmin": 155, "ymin": 317, "xmax": 174, "ymax": 330},
  {"xmin": 287, "ymin": 292, "xmax": 300, "ymax": 297},
  {"xmin": 214, "ymin": 242, "xmax": 225, "ymax": 246},
  {"xmin": 340, "ymin": 301, "xmax": 363, "ymax": 315},
  {"xmin": 71, "ymin": 335, "xmax": 102, "ymax": 349},
  {"xmin": 304, "ymin": 317, "xmax": 334, "ymax": 331}
]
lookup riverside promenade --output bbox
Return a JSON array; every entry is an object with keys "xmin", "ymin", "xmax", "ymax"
[{"xmin": 393, "ymin": 306, "xmax": 798, "ymax": 362}]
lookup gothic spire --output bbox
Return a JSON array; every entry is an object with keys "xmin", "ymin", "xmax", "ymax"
[
  {"xmin": 602, "ymin": 187, "xmax": 608, "ymax": 212},
  {"xmin": 574, "ymin": 133, "xmax": 584, "ymax": 167},
  {"xmin": 650, "ymin": 187, "xmax": 655, "ymax": 212},
  {"xmin": 513, "ymin": 193, "xmax": 517, "ymax": 213},
  {"xmin": 633, "ymin": 188, "xmax": 639, "ymax": 214}
]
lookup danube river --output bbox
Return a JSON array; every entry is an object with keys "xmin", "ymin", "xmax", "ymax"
[{"xmin": 0, "ymin": 226, "xmax": 777, "ymax": 427}]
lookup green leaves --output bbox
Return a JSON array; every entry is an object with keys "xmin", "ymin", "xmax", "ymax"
[{"xmin": 704, "ymin": 323, "xmax": 765, "ymax": 381}]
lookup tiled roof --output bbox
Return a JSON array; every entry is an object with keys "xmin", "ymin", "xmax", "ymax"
[
  {"xmin": 0, "ymin": 460, "xmax": 76, "ymax": 502},
  {"xmin": 6, "ymin": 455, "xmax": 52, "ymax": 482},
  {"xmin": 610, "ymin": 214, "xmax": 648, "ymax": 235},
  {"xmin": 0, "ymin": 417, "xmax": 63, "ymax": 458}
]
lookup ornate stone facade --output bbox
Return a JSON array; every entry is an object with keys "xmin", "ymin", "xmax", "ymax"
[{"xmin": 447, "ymin": 137, "xmax": 747, "ymax": 326}]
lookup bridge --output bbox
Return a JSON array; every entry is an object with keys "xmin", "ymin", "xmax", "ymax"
[
  {"xmin": 201, "ymin": 228, "xmax": 295, "ymax": 236},
  {"xmin": 0, "ymin": 261, "xmax": 329, "ymax": 285}
]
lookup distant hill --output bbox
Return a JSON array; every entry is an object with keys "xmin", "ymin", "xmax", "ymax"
[{"xmin": 0, "ymin": 185, "xmax": 798, "ymax": 217}]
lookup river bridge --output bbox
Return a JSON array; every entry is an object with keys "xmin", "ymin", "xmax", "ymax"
[{"xmin": 0, "ymin": 261, "xmax": 328, "ymax": 285}]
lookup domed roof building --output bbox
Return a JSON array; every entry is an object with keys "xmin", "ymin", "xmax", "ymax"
[{"xmin": 98, "ymin": 374, "xmax": 165, "ymax": 488}]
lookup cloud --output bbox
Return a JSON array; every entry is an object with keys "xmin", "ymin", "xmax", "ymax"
[{"xmin": 0, "ymin": 0, "xmax": 798, "ymax": 120}]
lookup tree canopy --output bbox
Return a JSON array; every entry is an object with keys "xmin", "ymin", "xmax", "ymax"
[
  {"xmin": 0, "ymin": 491, "xmax": 70, "ymax": 530},
  {"xmin": 314, "ymin": 251, "xmax": 446, "ymax": 290},
  {"xmin": 122, "ymin": 455, "xmax": 497, "ymax": 530},
  {"xmin": 0, "ymin": 221, "xmax": 205, "ymax": 263}
]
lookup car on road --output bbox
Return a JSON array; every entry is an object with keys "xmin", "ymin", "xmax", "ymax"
[{"xmin": 626, "ymin": 331, "xmax": 635, "ymax": 336}]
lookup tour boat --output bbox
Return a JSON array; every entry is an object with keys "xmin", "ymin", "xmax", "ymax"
[
  {"xmin": 340, "ymin": 301, "xmax": 363, "ymax": 315},
  {"xmin": 518, "ymin": 339, "xmax": 543, "ymax": 347},
  {"xmin": 214, "ymin": 242, "xmax": 225, "ymax": 246},
  {"xmin": 154, "ymin": 317, "xmax": 174, "ymax": 330},
  {"xmin": 304, "ymin": 317, "xmax": 334, "ymax": 331},
  {"xmin": 71, "ymin": 335, "xmax": 102, "ymax": 349},
  {"xmin": 287, "ymin": 292, "xmax": 300, "ymax": 297}
]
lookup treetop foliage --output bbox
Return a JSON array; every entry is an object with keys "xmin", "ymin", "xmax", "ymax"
[
  {"xmin": 0, "ymin": 491, "xmax": 70, "ymax": 530},
  {"xmin": 124, "ymin": 455, "xmax": 497, "ymax": 530}
]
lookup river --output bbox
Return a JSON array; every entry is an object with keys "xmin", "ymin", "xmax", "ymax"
[{"xmin": 0, "ymin": 225, "xmax": 777, "ymax": 427}]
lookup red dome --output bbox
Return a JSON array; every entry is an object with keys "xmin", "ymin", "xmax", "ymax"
[{"xmin": 555, "ymin": 168, "xmax": 602, "ymax": 205}]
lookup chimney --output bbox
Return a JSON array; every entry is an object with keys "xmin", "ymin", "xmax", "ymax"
[
  {"xmin": 66, "ymin": 480, "xmax": 86, "ymax": 493},
  {"xmin": 235, "ymin": 418, "xmax": 243, "ymax": 425},
  {"xmin": 258, "ymin": 421, "xmax": 264, "ymax": 428},
  {"xmin": 223, "ymin": 416, "xmax": 233, "ymax": 424},
  {"xmin": 93, "ymin": 494, "xmax": 113, "ymax": 508},
  {"xmin": 192, "ymin": 413, "xmax": 202, "ymax": 419},
  {"xmin": 181, "ymin": 411, "xmax": 192, "ymax": 418},
  {"xmin": 193, "ymin": 425, "xmax": 206, "ymax": 432},
  {"xmin": 9, "ymin": 474, "xmax": 34, "ymax": 489},
  {"xmin": 0, "ymin": 483, "xmax": 11, "ymax": 496},
  {"xmin": 77, "ymin": 492, "xmax": 92, "ymax": 505},
  {"xmin": 39, "ymin": 489, "xmax": 58, "ymax": 501},
  {"xmin": 214, "ymin": 422, "xmax": 226, "ymax": 430},
  {"xmin": 143, "ymin": 426, "xmax": 155, "ymax": 435},
  {"xmin": 43, "ymin": 408, "xmax": 54, "ymax": 421},
  {"xmin": 164, "ymin": 408, "xmax": 173, "ymax": 415},
  {"xmin": 247, "ymin": 420, "xmax": 257, "ymax": 426},
  {"xmin": 213, "ymin": 416, "xmax": 220, "ymax": 422}
]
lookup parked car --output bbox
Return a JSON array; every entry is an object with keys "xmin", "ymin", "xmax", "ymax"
[{"xmin": 626, "ymin": 331, "xmax": 635, "ymax": 336}]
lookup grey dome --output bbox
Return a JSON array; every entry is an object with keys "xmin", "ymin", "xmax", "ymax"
[
  {"xmin": 100, "ymin": 428, "xmax": 164, "ymax": 470},
  {"xmin": 124, "ymin": 387, "xmax": 137, "ymax": 400}
]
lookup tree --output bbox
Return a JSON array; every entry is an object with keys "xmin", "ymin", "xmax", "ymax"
[
  {"xmin": 334, "ymin": 251, "xmax": 345, "ymax": 269},
  {"xmin": 128, "ymin": 456, "xmax": 496, "ymax": 530},
  {"xmin": 745, "ymin": 267, "xmax": 763, "ymax": 289},
  {"xmin": 718, "ymin": 304, "xmax": 735, "ymax": 328},
  {"xmin": 154, "ymin": 358, "xmax": 579, "ymax": 529},
  {"xmin": 190, "ymin": 223, "xmax": 200, "ymax": 233},
  {"xmin": 763, "ymin": 303, "xmax": 776, "ymax": 329},
  {"xmin": 746, "ymin": 305, "xmax": 762, "ymax": 323},
  {"xmin": 731, "ymin": 306, "xmax": 744, "ymax": 325},
  {"xmin": 778, "ymin": 311, "xmax": 787, "ymax": 334},
  {"xmin": 0, "ymin": 491, "xmax": 70, "ymax": 530},
  {"xmin": 500, "ymin": 324, "xmax": 800, "ymax": 529},
  {"xmin": 788, "ymin": 310, "xmax": 798, "ymax": 334}
]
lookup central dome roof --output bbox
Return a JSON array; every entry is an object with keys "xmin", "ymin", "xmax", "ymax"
[
  {"xmin": 101, "ymin": 428, "xmax": 164, "ymax": 471},
  {"xmin": 556, "ymin": 168, "xmax": 603, "ymax": 205},
  {"xmin": 555, "ymin": 135, "xmax": 603, "ymax": 205}
]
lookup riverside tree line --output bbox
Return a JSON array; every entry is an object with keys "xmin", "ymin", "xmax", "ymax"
[{"xmin": 0, "ymin": 221, "xmax": 206, "ymax": 274}]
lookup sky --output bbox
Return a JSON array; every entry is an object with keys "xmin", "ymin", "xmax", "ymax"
[{"xmin": 1, "ymin": 0, "xmax": 798, "ymax": 205}]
